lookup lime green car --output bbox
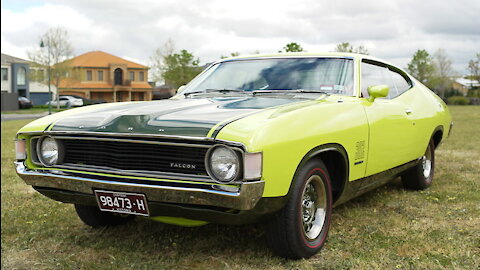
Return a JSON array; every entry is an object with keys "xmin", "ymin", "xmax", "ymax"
[{"xmin": 15, "ymin": 53, "xmax": 452, "ymax": 259}]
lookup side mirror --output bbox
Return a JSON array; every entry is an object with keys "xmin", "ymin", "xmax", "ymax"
[
  {"xmin": 367, "ymin": 85, "xmax": 389, "ymax": 102},
  {"xmin": 177, "ymin": 85, "xmax": 186, "ymax": 94}
]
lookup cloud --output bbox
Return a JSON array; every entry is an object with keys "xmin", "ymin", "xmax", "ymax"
[{"xmin": 1, "ymin": 0, "xmax": 479, "ymax": 74}]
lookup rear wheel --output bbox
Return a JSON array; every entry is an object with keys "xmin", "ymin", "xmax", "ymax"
[
  {"xmin": 402, "ymin": 140, "xmax": 435, "ymax": 190},
  {"xmin": 265, "ymin": 159, "xmax": 332, "ymax": 259},
  {"xmin": 74, "ymin": 204, "xmax": 135, "ymax": 228}
]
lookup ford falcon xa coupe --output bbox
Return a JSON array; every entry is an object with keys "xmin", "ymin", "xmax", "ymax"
[{"xmin": 15, "ymin": 53, "xmax": 452, "ymax": 259}]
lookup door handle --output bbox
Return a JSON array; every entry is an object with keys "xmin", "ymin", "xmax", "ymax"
[{"xmin": 405, "ymin": 109, "xmax": 413, "ymax": 114}]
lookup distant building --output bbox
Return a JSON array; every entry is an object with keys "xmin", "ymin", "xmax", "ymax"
[
  {"xmin": 59, "ymin": 51, "xmax": 152, "ymax": 102},
  {"xmin": 29, "ymin": 66, "xmax": 57, "ymax": 105},
  {"xmin": 1, "ymin": 53, "xmax": 30, "ymax": 98},
  {"xmin": 152, "ymin": 84, "xmax": 176, "ymax": 100},
  {"xmin": 452, "ymin": 78, "xmax": 480, "ymax": 96}
]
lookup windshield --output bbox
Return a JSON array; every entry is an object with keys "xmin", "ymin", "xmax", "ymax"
[{"xmin": 183, "ymin": 58, "xmax": 355, "ymax": 96}]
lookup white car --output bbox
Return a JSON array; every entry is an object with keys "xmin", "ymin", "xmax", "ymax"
[{"xmin": 46, "ymin": 96, "xmax": 83, "ymax": 107}]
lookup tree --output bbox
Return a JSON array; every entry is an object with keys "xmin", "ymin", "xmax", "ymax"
[
  {"xmin": 28, "ymin": 27, "xmax": 75, "ymax": 110},
  {"xmin": 429, "ymin": 49, "xmax": 456, "ymax": 98},
  {"xmin": 280, "ymin": 42, "xmax": 304, "ymax": 52},
  {"xmin": 220, "ymin": 52, "xmax": 240, "ymax": 59},
  {"xmin": 467, "ymin": 53, "xmax": 480, "ymax": 83},
  {"xmin": 334, "ymin": 42, "xmax": 369, "ymax": 55},
  {"xmin": 407, "ymin": 49, "xmax": 435, "ymax": 85},
  {"xmin": 150, "ymin": 39, "xmax": 175, "ymax": 84},
  {"xmin": 161, "ymin": 49, "xmax": 202, "ymax": 88}
]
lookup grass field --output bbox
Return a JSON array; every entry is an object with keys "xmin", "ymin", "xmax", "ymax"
[
  {"xmin": 1, "ymin": 106, "xmax": 479, "ymax": 270},
  {"xmin": 1, "ymin": 107, "xmax": 67, "ymax": 115}
]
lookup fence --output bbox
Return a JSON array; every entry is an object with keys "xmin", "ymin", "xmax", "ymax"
[{"xmin": 1, "ymin": 92, "xmax": 19, "ymax": 111}]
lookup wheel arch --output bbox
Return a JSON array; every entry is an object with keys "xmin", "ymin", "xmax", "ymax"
[
  {"xmin": 431, "ymin": 125, "xmax": 444, "ymax": 149},
  {"xmin": 288, "ymin": 143, "xmax": 349, "ymax": 204}
]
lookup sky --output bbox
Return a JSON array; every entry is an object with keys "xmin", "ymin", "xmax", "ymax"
[{"xmin": 1, "ymin": 0, "xmax": 479, "ymax": 75}]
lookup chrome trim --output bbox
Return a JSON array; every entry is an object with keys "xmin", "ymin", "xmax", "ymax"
[
  {"xmin": 27, "ymin": 134, "xmax": 248, "ymax": 183},
  {"xmin": 51, "ymin": 135, "xmax": 213, "ymax": 148},
  {"xmin": 18, "ymin": 130, "xmax": 215, "ymax": 142},
  {"xmin": 15, "ymin": 161, "xmax": 264, "ymax": 211},
  {"xmin": 54, "ymin": 164, "xmax": 217, "ymax": 183},
  {"xmin": 23, "ymin": 131, "xmax": 247, "ymax": 151}
]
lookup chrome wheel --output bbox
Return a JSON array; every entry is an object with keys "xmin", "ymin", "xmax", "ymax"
[
  {"xmin": 301, "ymin": 175, "xmax": 327, "ymax": 240},
  {"xmin": 422, "ymin": 144, "xmax": 432, "ymax": 179}
]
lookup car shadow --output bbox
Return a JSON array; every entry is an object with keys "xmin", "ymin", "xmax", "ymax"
[{"xmin": 66, "ymin": 177, "xmax": 408, "ymax": 261}]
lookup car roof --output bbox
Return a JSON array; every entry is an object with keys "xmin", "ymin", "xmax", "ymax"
[{"xmin": 216, "ymin": 52, "xmax": 410, "ymax": 78}]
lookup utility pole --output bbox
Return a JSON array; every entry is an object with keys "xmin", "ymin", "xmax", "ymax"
[{"xmin": 40, "ymin": 40, "xmax": 52, "ymax": 115}]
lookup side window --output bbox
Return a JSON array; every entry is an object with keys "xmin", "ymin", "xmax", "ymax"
[
  {"xmin": 361, "ymin": 62, "xmax": 391, "ymax": 98},
  {"xmin": 388, "ymin": 69, "xmax": 411, "ymax": 96},
  {"xmin": 361, "ymin": 61, "xmax": 412, "ymax": 99}
]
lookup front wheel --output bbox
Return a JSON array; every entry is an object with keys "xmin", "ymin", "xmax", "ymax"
[
  {"xmin": 74, "ymin": 204, "xmax": 135, "ymax": 228},
  {"xmin": 265, "ymin": 159, "xmax": 333, "ymax": 259},
  {"xmin": 402, "ymin": 140, "xmax": 435, "ymax": 190}
]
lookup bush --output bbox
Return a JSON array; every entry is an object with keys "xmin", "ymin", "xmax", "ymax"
[
  {"xmin": 444, "ymin": 89, "xmax": 464, "ymax": 98},
  {"xmin": 447, "ymin": 96, "xmax": 470, "ymax": 105}
]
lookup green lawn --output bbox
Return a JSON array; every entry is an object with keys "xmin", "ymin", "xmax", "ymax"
[
  {"xmin": 1, "ymin": 107, "xmax": 67, "ymax": 115},
  {"xmin": 1, "ymin": 106, "xmax": 479, "ymax": 270}
]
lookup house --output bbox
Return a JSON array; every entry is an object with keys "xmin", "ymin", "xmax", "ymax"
[
  {"xmin": 59, "ymin": 51, "xmax": 152, "ymax": 102},
  {"xmin": 29, "ymin": 66, "xmax": 57, "ymax": 105},
  {"xmin": 452, "ymin": 78, "xmax": 480, "ymax": 96},
  {"xmin": 1, "ymin": 53, "xmax": 30, "ymax": 98}
]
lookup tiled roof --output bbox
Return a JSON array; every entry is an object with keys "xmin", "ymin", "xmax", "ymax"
[{"xmin": 68, "ymin": 51, "xmax": 148, "ymax": 68}]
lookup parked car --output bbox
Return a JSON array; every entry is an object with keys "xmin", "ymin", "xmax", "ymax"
[
  {"xmin": 18, "ymin": 96, "xmax": 33, "ymax": 109},
  {"xmin": 14, "ymin": 53, "xmax": 452, "ymax": 259},
  {"xmin": 69, "ymin": 95, "xmax": 106, "ymax": 105},
  {"xmin": 46, "ymin": 95, "xmax": 83, "ymax": 107}
]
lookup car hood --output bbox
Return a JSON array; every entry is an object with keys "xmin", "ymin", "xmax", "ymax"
[{"xmin": 50, "ymin": 96, "xmax": 311, "ymax": 137}]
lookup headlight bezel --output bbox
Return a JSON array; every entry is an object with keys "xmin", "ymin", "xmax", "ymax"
[
  {"xmin": 205, "ymin": 144, "xmax": 243, "ymax": 183},
  {"xmin": 36, "ymin": 136, "xmax": 64, "ymax": 167}
]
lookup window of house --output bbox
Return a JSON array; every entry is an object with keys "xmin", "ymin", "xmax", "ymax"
[
  {"xmin": 86, "ymin": 70, "xmax": 92, "ymax": 81},
  {"xmin": 139, "ymin": 71, "xmax": 145, "ymax": 81},
  {"xmin": 130, "ymin": 71, "xmax": 135, "ymax": 81},
  {"xmin": 17, "ymin": 67, "xmax": 26, "ymax": 85},
  {"xmin": 1, "ymin": 68, "xmax": 8, "ymax": 81},
  {"xmin": 98, "ymin": 70, "xmax": 104, "ymax": 81}
]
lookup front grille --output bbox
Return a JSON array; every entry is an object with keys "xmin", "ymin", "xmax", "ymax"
[{"xmin": 61, "ymin": 139, "xmax": 209, "ymax": 176}]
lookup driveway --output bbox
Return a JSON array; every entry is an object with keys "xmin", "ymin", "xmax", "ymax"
[{"xmin": 1, "ymin": 112, "xmax": 49, "ymax": 122}]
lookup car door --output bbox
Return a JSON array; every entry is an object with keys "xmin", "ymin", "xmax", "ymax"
[{"xmin": 360, "ymin": 59, "xmax": 417, "ymax": 176}]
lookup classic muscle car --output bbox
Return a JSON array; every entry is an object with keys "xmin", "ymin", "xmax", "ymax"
[{"xmin": 15, "ymin": 53, "xmax": 452, "ymax": 259}]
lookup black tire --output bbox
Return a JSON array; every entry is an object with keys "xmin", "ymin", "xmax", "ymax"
[
  {"xmin": 265, "ymin": 159, "xmax": 333, "ymax": 259},
  {"xmin": 74, "ymin": 204, "xmax": 135, "ymax": 228},
  {"xmin": 402, "ymin": 140, "xmax": 435, "ymax": 190}
]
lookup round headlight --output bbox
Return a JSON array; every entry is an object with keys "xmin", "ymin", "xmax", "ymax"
[
  {"xmin": 207, "ymin": 145, "xmax": 241, "ymax": 183},
  {"xmin": 38, "ymin": 137, "xmax": 61, "ymax": 166}
]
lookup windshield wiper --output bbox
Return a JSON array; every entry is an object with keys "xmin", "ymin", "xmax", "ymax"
[
  {"xmin": 184, "ymin": 88, "xmax": 246, "ymax": 97},
  {"xmin": 183, "ymin": 90, "xmax": 205, "ymax": 97},
  {"xmin": 252, "ymin": 89, "xmax": 330, "ymax": 95},
  {"xmin": 205, "ymin": 88, "xmax": 246, "ymax": 94}
]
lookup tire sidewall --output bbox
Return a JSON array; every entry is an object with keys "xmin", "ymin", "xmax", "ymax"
[
  {"xmin": 290, "ymin": 160, "xmax": 333, "ymax": 256},
  {"xmin": 424, "ymin": 141, "xmax": 435, "ymax": 186}
]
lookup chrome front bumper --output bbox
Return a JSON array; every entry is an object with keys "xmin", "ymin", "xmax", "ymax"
[{"xmin": 15, "ymin": 162, "xmax": 265, "ymax": 211}]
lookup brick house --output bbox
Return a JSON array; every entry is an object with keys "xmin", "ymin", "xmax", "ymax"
[{"xmin": 59, "ymin": 51, "xmax": 152, "ymax": 102}]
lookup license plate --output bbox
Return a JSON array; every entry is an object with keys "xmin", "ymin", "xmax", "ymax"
[{"xmin": 95, "ymin": 190, "xmax": 149, "ymax": 216}]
